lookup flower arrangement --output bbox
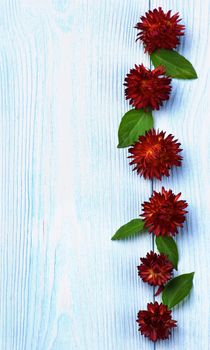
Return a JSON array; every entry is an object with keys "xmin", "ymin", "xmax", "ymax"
[{"xmin": 112, "ymin": 7, "xmax": 197, "ymax": 343}]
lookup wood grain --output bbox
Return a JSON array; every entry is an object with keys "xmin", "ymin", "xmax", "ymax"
[
  {"xmin": 0, "ymin": 0, "xmax": 209, "ymax": 349},
  {"xmin": 151, "ymin": 1, "xmax": 210, "ymax": 349},
  {"xmin": 0, "ymin": 0, "xmax": 153, "ymax": 349}
]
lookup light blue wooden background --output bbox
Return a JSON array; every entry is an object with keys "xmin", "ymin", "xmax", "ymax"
[{"xmin": 0, "ymin": 0, "xmax": 210, "ymax": 349}]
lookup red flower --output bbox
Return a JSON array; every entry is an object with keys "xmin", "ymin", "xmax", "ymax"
[
  {"xmin": 137, "ymin": 302, "xmax": 177, "ymax": 342},
  {"xmin": 141, "ymin": 187, "xmax": 188, "ymax": 236},
  {"xmin": 135, "ymin": 7, "xmax": 185, "ymax": 54},
  {"xmin": 138, "ymin": 251, "xmax": 173, "ymax": 288},
  {"xmin": 124, "ymin": 64, "xmax": 171, "ymax": 110},
  {"xmin": 128, "ymin": 129, "xmax": 182, "ymax": 180}
]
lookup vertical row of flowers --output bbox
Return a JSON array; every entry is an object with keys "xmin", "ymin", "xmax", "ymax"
[{"xmin": 112, "ymin": 7, "xmax": 197, "ymax": 343}]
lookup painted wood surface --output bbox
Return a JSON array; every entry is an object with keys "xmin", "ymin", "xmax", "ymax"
[{"xmin": 0, "ymin": 0, "xmax": 209, "ymax": 349}]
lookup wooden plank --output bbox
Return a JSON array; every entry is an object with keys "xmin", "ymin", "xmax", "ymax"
[
  {"xmin": 150, "ymin": 1, "xmax": 210, "ymax": 349},
  {"xmin": 0, "ymin": 0, "xmax": 156, "ymax": 349}
]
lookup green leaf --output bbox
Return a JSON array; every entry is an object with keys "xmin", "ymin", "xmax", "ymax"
[
  {"xmin": 162, "ymin": 272, "xmax": 195, "ymax": 309},
  {"xmin": 151, "ymin": 49, "xmax": 198, "ymax": 79},
  {"xmin": 156, "ymin": 236, "xmax": 179, "ymax": 270},
  {"xmin": 111, "ymin": 219, "xmax": 145, "ymax": 240},
  {"xmin": 117, "ymin": 109, "xmax": 154, "ymax": 148}
]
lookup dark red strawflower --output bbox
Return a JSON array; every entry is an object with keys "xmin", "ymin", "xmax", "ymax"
[
  {"xmin": 135, "ymin": 7, "xmax": 185, "ymax": 54},
  {"xmin": 141, "ymin": 187, "xmax": 188, "ymax": 236},
  {"xmin": 124, "ymin": 64, "xmax": 171, "ymax": 110},
  {"xmin": 137, "ymin": 302, "xmax": 177, "ymax": 342},
  {"xmin": 137, "ymin": 251, "xmax": 173, "ymax": 288},
  {"xmin": 128, "ymin": 129, "xmax": 182, "ymax": 180}
]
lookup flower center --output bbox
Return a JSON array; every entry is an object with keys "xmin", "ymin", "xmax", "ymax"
[
  {"xmin": 159, "ymin": 203, "xmax": 175, "ymax": 221},
  {"xmin": 145, "ymin": 143, "xmax": 162, "ymax": 158},
  {"xmin": 140, "ymin": 79, "xmax": 150, "ymax": 89},
  {"xmin": 149, "ymin": 20, "xmax": 172, "ymax": 34}
]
